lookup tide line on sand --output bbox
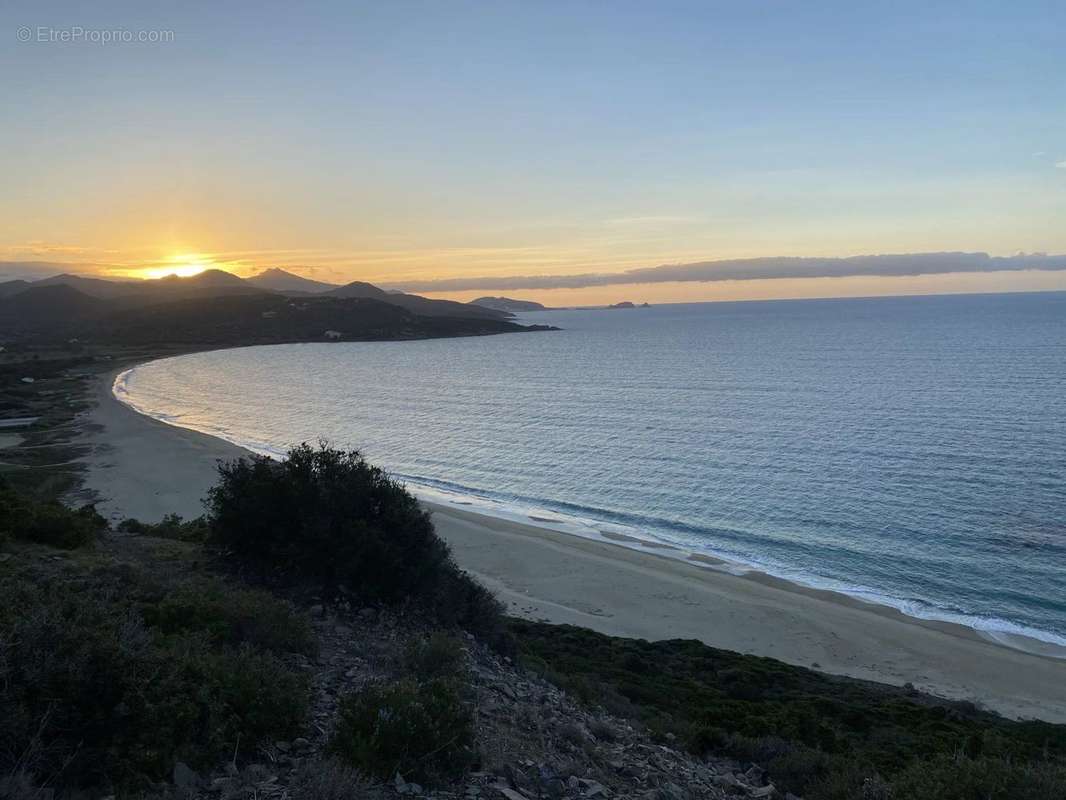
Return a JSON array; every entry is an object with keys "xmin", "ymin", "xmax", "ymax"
[{"xmin": 92, "ymin": 363, "xmax": 1066, "ymax": 723}]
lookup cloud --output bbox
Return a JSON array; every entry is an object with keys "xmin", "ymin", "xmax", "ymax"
[
  {"xmin": 385, "ymin": 252, "xmax": 1066, "ymax": 293},
  {"xmin": 6, "ymin": 251, "xmax": 1066, "ymax": 294},
  {"xmin": 1056, "ymin": 160, "xmax": 1066, "ymax": 170}
]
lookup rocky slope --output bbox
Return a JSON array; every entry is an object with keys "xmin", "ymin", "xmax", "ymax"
[{"xmin": 159, "ymin": 598, "xmax": 780, "ymax": 800}]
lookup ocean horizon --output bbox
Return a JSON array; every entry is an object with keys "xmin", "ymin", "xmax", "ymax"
[{"xmin": 115, "ymin": 291, "xmax": 1066, "ymax": 650}]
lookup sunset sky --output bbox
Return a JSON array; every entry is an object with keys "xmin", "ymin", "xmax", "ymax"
[{"xmin": 2, "ymin": 1, "xmax": 1065, "ymax": 305}]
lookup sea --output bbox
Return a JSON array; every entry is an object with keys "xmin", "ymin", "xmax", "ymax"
[{"xmin": 115, "ymin": 291, "xmax": 1066, "ymax": 649}]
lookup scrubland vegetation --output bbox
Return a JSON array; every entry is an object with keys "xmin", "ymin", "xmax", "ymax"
[
  {"xmin": 514, "ymin": 621, "xmax": 1066, "ymax": 799},
  {"xmin": 2, "ymin": 444, "xmax": 1065, "ymax": 799}
]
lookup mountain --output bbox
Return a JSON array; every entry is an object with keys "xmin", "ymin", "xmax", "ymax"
[
  {"xmin": 324, "ymin": 281, "xmax": 393, "ymax": 301},
  {"xmin": 32, "ymin": 273, "xmax": 144, "ymax": 299},
  {"xmin": 0, "ymin": 280, "xmax": 555, "ymax": 344},
  {"xmin": 245, "ymin": 268, "xmax": 339, "ymax": 294},
  {"xmin": 7, "ymin": 270, "xmax": 267, "ymax": 307},
  {"xmin": 154, "ymin": 268, "xmax": 247, "ymax": 289},
  {"xmin": 0, "ymin": 285, "xmax": 106, "ymax": 331},
  {"xmin": 470, "ymin": 296, "xmax": 547, "ymax": 312},
  {"xmin": 0, "ymin": 273, "xmax": 523, "ymax": 341},
  {"xmin": 0, "ymin": 279, "xmax": 30, "ymax": 298},
  {"xmin": 326, "ymin": 281, "xmax": 510, "ymax": 319}
]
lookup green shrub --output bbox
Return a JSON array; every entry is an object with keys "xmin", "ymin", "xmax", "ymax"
[
  {"xmin": 511, "ymin": 620, "xmax": 1066, "ymax": 800},
  {"xmin": 0, "ymin": 478, "xmax": 105, "ymax": 548},
  {"xmin": 119, "ymin": 640, "xmax": 308, "ymax": 776},
  {"xmin": 402, "ymin": 632, "xmax": 467, "ymax": 681},
  {"xmin": 887, "ymin": 754, "xmax": 1066, "ymax": 800},
  {"xmin": 330, "ymin": 679, "xmax": 475, "ymax": 782},
  {"xmin": 0, "ymin": 576, "xmax": 308, "ymax": 792},
  {"xmin": 206, "ymin": 443, "xmax": 506, "ymax": 643},
  {"xmin": 142, "ymin": 578, "xmax": 317, "ymax": 656},
  {"xmin": 118, "ymin": 513, "xmax": 209, "ymax": 542},
  {"xmin": 289, "ymin": 757, "xmax": 378, "ymax": 800}
]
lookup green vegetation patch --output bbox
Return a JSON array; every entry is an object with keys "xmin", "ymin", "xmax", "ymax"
[
  {"xmin": 512, "ymin": 620, "xmax": 1066, "ymax": 799},
  {"xmin": 0, "ymin": 476, "xmax": 106, "ymax": 548},
  {"xmin": 118, "ymin": 512, "xmax": 210, "ymax": 542},
  {"xmin": 330, "ymin": 678, "xmax": 475, "ymax": 783},
  {"xmin": 141, "ymin": 576, "xmax": 318, "ymax": 657},
  {"xmin": 206, "ymin": 443, "xmax": 510, "ymax": 647},
  {"xmin": 0, "ymin": 561, "xmax": 310, "ymax": 793}
]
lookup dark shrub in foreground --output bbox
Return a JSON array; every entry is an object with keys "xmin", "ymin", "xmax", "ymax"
[
  {"xmin": 0, "ymin": 574, "xmax": 308, "ymax": 792},
  {"xmin": 141, "ymin": 577, "xmax": 317, "ymax": 656},
  {"xmin": 330, "ymin": 679, "xmax": 475, "ymax": 782},
  {"xmin": 0, "ymin": 477, "xmax": 105, "ymax": 549},
  {"xmin": 401, "ymin": 632, "xmax": 467, "ymax": 681},
  {"xmin": 206, "ymin": 443, "xmax": 508, "ymax": 643}
]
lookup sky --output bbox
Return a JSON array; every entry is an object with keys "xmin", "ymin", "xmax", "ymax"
[{"xmin": 2, "ymin": 1, "xmax": 1065, "ymax": 305}]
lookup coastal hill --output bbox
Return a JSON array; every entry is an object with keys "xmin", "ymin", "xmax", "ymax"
[
  {"xmin": 470, "ymin": 296, "xmax": 548, "ymax": 312},
  {"xmin": 244, "ymin": 267, "xmax": 340, "ymax": 294},
  {"xmin": 0, "ymin": 270, "xmax": 548, "ymax": 344},
  {"xmin": 326, "ymin": 281, "xmax": 510, "ymax": 320}
]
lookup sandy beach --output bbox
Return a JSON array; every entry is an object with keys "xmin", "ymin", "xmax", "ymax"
[{"xmin": 81, "ymin": 368, "xmax": 1066, "ymax": 723}]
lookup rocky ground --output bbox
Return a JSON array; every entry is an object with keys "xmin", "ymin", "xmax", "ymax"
[{"xmin": 153, "ymin": 597, "xmax": 788, "ymax": 800}]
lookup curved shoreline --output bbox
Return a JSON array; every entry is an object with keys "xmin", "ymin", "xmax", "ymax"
[
  {"xmin": 85, "ymin": 357, "xmax": 1066, "ymax": 722},
  {"xmin": 111, "ymin": 359, "xmax": 1066, "ymax": 659}
]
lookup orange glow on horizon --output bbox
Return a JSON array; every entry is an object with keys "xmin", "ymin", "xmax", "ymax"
[{"xmin": 131, "ymin": 254, "xmax": 214, "ymax": 280}]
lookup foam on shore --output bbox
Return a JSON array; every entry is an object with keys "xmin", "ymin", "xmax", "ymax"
[{"xmin": 112, "ymin": 365, "xmax": 1066, "ymax": 660}]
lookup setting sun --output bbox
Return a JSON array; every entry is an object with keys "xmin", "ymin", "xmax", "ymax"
[{"xmin": 139, "ymin": 254, "xmax": 213, "ymax": 280}]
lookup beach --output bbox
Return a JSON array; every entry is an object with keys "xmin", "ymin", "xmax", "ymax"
[{"xmin": 81, "ymin": 367, "xmax": 1066, "ymax": 724}]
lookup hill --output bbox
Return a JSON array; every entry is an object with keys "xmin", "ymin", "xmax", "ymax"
[
  {"xmin": 245, "ymin": 267, "xmax": 340, "ymax": 294},
  {"xmin": 323, "ymin": 280, "xmax": 393, "ymax": 301},
  {"xmin": 0, "ymin": 272, "xmax": 555, "ymax": 346},
  {"xmin": 0, "ymin": 286, "xmax": 551, "ymax": 346},
  {"xmin": 0, "ymin": 279, "xmax": 30, "ymax": 298},
  {"xmin": 87, "ymin": 294, "xmax": 535, "ymax": 345},
  {"xmin": 13, "ymin": 270, "xmax": 267, "ymax": 305},
  {"xmin": 470, "ymin": 296, "xmax": 547, "ymax": 312},
  {"xmin": 327, "ymin": 281, "xmax": 511, "ymax": 320},
  {"xmin": 0, "ymin": 284, "xmax": 107, "ymax": 332}
]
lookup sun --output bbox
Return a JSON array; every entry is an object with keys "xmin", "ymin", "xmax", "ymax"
[{"xmin": 140, "ymin": 253, "xmax": 214, "ymax": 280}]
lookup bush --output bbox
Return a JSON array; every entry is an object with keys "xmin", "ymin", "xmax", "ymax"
[
  {"xmin": 142, "ymin": 578, "xmax": 317, "ymax": 656},
  {"xmin": 511, "ymin": 620, "xmax": 1066, "ymax": 800},
  {"xmin": 888, "ymin": 754, "xmax": 1066, "ymax": 800},
  {"xmin": 120, "ymin": 640, "xmax": 307, "ymax": 775},
  {"xmin": 0, "ymin": 575, "xmax": 309, "ymax": 792},
  {"xmin": 0, "ymin": 478, "xmax": 106, "ymax": 548},
  {"xmin": 206, "ymin": 443, "xmax": 506, "ymax": 643},
  {"xmin": 401, "ymin": 632, "xmax": 467, "ymax": 681},
  {"xmin": 289, "ymin": 757, "xmax": 379, "ymax": 800},
  {"xmin": 330, "ymin": 679, "xmax": 475, "ymax": 783},
  {"xmin": 118, "ymin": 513, "xmax": 209, "ymax": 542}
]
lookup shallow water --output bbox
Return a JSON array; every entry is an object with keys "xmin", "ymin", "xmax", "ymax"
[{"xmin": 116, "ymin": 292, "xmax": 1066, "ymax": 645}]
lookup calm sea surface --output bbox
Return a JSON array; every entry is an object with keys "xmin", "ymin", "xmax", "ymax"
[{"xmin": 117, "ymin": 292, "xmax": 1066, "ymax": 644}]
